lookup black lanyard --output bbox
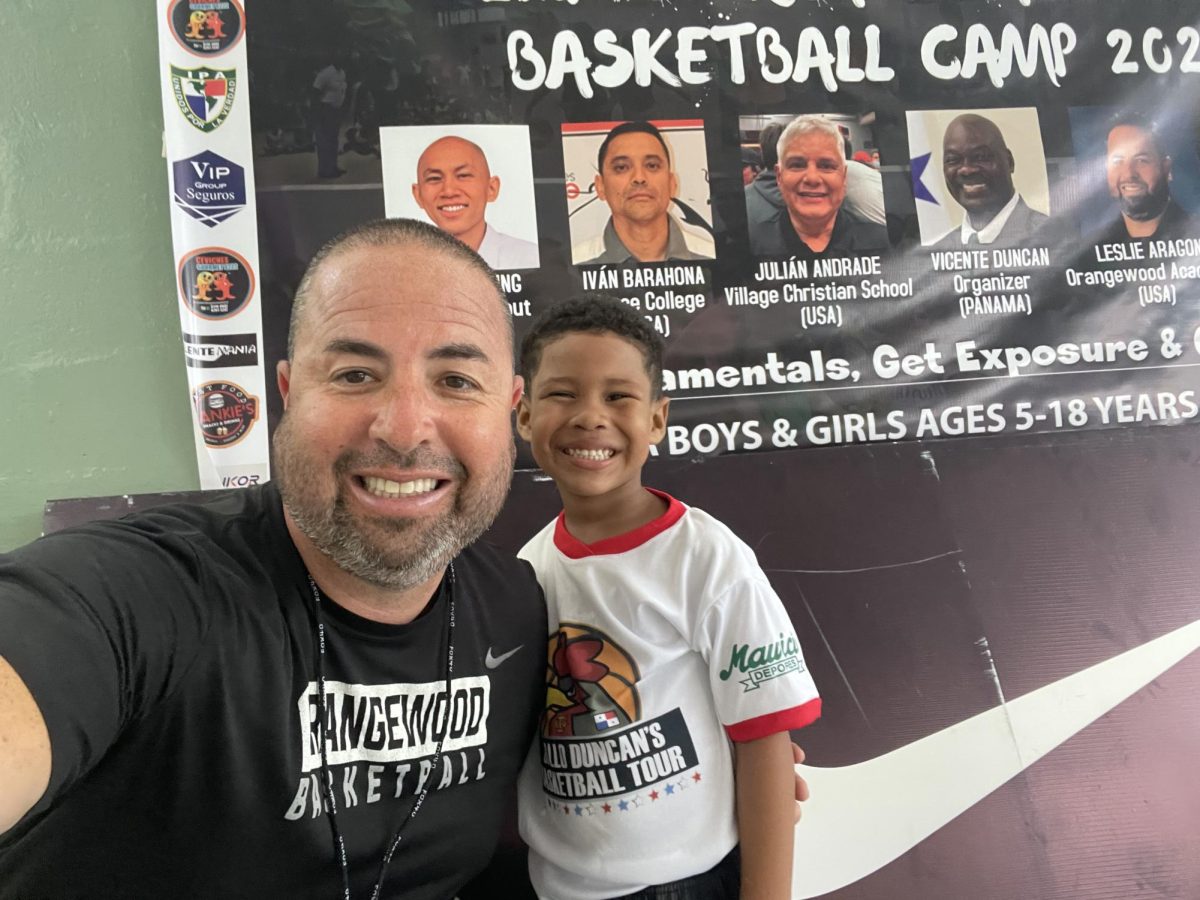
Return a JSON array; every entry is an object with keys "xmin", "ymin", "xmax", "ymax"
[{"xmin": 307, "ymin": 563, "xmax": 457, "ymax": 900}]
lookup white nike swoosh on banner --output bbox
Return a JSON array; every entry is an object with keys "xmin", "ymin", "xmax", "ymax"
[
  {"xmin": 792, "ymin": 617, "xmax": 1200, "ymax": 898},
  {"xmin": 484, "ymin": 645, "xmax": 524, "ymax": 669}
]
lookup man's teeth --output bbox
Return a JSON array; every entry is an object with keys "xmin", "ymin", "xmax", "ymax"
[
  {"xmin": 440, "ymin": 204, "xmax": 466, "ymax": 211},
  {"xmin": 566, "ymin": 448, "xmax": 614, "ymax": 461},
  {"xmin": 362, "ymin": 476, "xmax": 438, "ymax": 497}
]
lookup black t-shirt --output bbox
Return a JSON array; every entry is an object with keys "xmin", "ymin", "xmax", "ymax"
[{"xmin": 0, "ymin": 485, "xmax": 546, "ymax": 899}]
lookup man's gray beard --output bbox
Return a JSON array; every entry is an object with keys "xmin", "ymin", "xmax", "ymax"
[{"xmin": 273, "ymin": 420, "xmax": 514, "ymax": 591}]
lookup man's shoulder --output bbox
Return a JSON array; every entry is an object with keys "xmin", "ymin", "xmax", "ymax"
[{"xmin": 8, "ymin": 485, "xmax": 286, "ymax": 588}]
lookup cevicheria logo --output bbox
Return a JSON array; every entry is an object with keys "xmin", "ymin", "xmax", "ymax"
[
  {"xmin": 168, "ymin": 0, "xmax": 245, "ymax": 56},
  {"xmin": 193, "ymin": 381, "xmax": 258, "ymax": 448},
  {"xmin": 178, "ymin": 247, "xmax": 255, "ymax": 319}
]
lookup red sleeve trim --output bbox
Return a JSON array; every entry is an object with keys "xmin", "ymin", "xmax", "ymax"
[{"xmin": 725, "ymin": 698, "xmax": 822, "ymax": 743}]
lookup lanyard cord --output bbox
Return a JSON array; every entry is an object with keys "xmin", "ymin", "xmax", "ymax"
[{"xmin": 307, "ymin": 563, "xmax": 457, "ymax": 900}]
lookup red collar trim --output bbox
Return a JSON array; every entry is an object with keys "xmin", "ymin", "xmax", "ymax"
[{"xmin": 553, "ymin": 489, "xmax": 686, "ymax": 558}]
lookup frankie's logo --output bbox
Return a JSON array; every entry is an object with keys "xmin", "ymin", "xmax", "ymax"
[{"xmin": 719, "ymin": 633, "xmax": 804, "ymax": 693}]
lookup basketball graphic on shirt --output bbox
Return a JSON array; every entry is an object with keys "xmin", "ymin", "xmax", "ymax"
[{"xmin": 543, "ymin": 623, "xmax": 641, "ymax": 737}]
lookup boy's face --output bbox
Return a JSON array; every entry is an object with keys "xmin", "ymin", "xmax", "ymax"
[{"xmin": 517, "ymin": 331, "xmax": 668, "ymax": 507}]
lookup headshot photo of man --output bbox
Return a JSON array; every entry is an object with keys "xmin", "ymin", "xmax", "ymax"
[
  {"xmin": 381, "ymin": 125, "xmax": 540, "ymax": 271},
  {"xmin": 749, "ymin": 115, "xmax": 886, "ymax": 259},
  {"xmin": 565, "ymin": 120, "xmax": 715, "ymax": 265},
  {"xmin": 909, "ymin": 108, "xmax": 1054, "ymax": 247},
  {"xmin": 1100, "ymin": 114, "xmax": 1195, "ymax": 243}
]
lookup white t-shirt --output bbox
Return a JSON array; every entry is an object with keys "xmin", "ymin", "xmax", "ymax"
[
  {"xmin": 477, "ymin": 224, "xmax": 540, "ymax": 271},
  {"xmin": 517, "ymin": 491, "xmax": 821, "ymax": 900}
]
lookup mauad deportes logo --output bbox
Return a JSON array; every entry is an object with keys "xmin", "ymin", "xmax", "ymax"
[
  {"xmin": 183, "ymin": 332, "xmax": 259, "ymax": 368},
  {"xmin": 172, "ymin": 151, "xmax": 246, "ymax": 227},
  {"xmin": 170, "ymin": 65, "xmax": 237, "ymax": 132},
  {"xmin": 718, "ymin": 633, "xmax": 804, "ymax": 692},
  {"xmin": 167, "ymin": 0, "xmax": 244, "ymax": 56},
  {"xmin": 178, "ymin": 247, "xmax": 254, "ymax": 319},
  {"xmin": 193, "ymin": 381, "xmax": 258, "ymax": 448}
]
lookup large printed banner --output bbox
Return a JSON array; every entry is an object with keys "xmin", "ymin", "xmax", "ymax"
[{"xmin": 231, "ymin": 0, "xmax": 1200, "ymax": 473}]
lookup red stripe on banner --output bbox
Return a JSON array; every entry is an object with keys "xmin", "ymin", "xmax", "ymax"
[
  {"xmin": 725, "ymin": 698, "xmax": 823, "ymax": 742},
  {"xmin": 560, "ymin": 119, "xmax": 705, "ymax": 134}
]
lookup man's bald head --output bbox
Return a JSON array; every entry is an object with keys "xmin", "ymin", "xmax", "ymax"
[
  {"xmin": 941, "ymin": 113, "xmax": 1016, "ymax": 228},
  {"xmin": 411, "ymin": 136, "xmax": 500, "ymax": 251},
  {"xmin": 286, "ymin": 217, "xmax": 511, "ymax": 362}
]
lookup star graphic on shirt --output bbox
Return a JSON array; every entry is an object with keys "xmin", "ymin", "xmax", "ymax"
[
  {"xmin": 574, "ymin": 805, "xmax": 583, "ymax": 816},
  {"xmin": 665, "ymin": 783, "xmax": 675, "ymax": 795},
  {"xmin": 563, "ymin": 804, "xmax": 571, "ymax": 815},
  {"xmin": 692, "ymin": 771, "xmax": 703, "ymax": 783},
  {"xmin": 649, "ymin": 789, "xmax": 660, "ymax": 801},
  {"xmin": 618, "ymin": 799, "xmax": 629, "ymax": 811},
  {"xmin": 602, "ymin": 803, "xmax": 613, "ymax": 813},
  {"xmin": 629, "ymin": 795, "xmax": 644, "ymax": 809},
  {"xmin": 674, "ymin": 777, "xmax": 689, "ymax": 792}
]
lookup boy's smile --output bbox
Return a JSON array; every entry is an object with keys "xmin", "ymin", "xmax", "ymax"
[{"xmin": 518, "ymin": 330, "xmax": 668, "ymax": 517}]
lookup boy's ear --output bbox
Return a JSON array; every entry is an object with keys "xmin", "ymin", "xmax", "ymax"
[
  {"xmin": 516, "ymin": 394, "xmax": 533, "ymax": 441},
  {"xmin": 649, "ymin": 396, "xmax": 670, "ymax": 444}
]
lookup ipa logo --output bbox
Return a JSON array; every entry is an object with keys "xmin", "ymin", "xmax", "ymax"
[{"xmin": 169, "ymin": 66, "xmax": 237, "ymax": 132}]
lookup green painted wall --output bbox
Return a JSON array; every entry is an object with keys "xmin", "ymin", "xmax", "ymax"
[{"xmin": 0, "ymin": 6, "xmax": 199, "ymax": 551}]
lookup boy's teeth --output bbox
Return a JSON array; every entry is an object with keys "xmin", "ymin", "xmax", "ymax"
[
  {"xmin": 362, "ymin": 476, "xmax": 438, "ymax": 497},
  {"xmin": 566, "ymin": 448, "xmax": 614, "ymax": 461}
]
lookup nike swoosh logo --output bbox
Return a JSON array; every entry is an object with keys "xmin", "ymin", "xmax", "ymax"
[
  {"xmin": 485, "ymin": 645, "xmax": 524, "ymax": 669},
  {"xmin": 792, "ymin": 618, "xmax": 1200, "ymax": 898}
]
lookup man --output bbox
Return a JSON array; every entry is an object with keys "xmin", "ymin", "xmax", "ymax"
[
  {"xmin": 741, "ymin": 146, "xmax": 763, "ymax": 186},
  {"xmin": 0, "ymin": 219, "xmax": 546, "ymax": 898},
  {"xmin": 1099, "ymin": 115, "xmax": 1195, "ymax": 243},
  {"xmin": 412, "ymin": 135, "xmax": 540, "ymax": 270},
  {"xmin": 752, "ymin": 115, "xmax": 887, "ymax": 259},
  {"xmin": 935, "ymin": 113, "xmax": 1048, "ymax": 246},
  {"xmin": 312, "ymin": 55, "xmax": 348, "ymax": 179},
  {"xmin": 573, "ymin": 121, "xmax": 715, "ymax": 265},
  {"xmin": 0, "ymin": 219, "xmax": 811, "ymax": 897}
]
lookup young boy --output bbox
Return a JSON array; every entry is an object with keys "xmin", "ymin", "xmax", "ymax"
[{"xmin": 515, "ymin": 296, "xmax": 821, "ymax": 900}]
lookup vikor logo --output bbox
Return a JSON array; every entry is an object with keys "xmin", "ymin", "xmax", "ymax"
[
  {"xmin": 193, "ymin": 381, "xmax": 258, "ymax": 448},
  {"xmin": 170, "ymin": 66, "xmax": 237, "ymax": 132},
  {"xmin": 719, "ymin": 633, "xmax": 803, "ymax": 692},
  {"xmin": 167, "ymin": 0, "xmax": 244, "ymax": 56},
  {"xmin": 173, "ymin": 151, "xmax": 246, "ymax": 227},
  {"xmin": 178, "ymin": 247, "xmax": 255, "ymax": 319}
]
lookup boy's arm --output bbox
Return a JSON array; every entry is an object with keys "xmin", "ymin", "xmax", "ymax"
[{"xmin": 735, "ymin": 730, "xmax": 796, "ymax": 900}]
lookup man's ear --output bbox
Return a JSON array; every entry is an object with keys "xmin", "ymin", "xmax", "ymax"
[
  {"xmin": 670, "ymin": 171, "xmax": 679, "ymax": 198},
  {"xmin": 411, "ymin": 183, "xmax": 424, "ymax": 210},
  {"xmin": 487, "ymin": 175, "xmax": 501, "ymax": 202},
  {"xmin": 594, "ymin": 173, "xmax": 606, "ymax": 203},
  {"xmin": 1165, "ymin": 155, "xmax": 1174, "ymax": 181},
  {"xmin": 649, "ymin": 396, "xmax": 670, "ymax": 445},
  {"xmin": 277, "ymin": 360, "xmax": 292, "ymax": 410},
  {"xmin": 515, "ymin": 392, "xmax": 533, "ymax": 442},
  {"xmin": 1007, "ymin": 149, "xmax": 1015, "ymax": 174},
  {"xmin": 510, "ymin": 375, "xmax": 524, "ymax": 412}
]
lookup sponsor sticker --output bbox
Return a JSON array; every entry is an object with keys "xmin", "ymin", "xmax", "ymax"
[
  {"xmin": 169, "ymin": 65, "xmax": 237, "ymax": 132},
  {"xmin": 193, "ymin": 381, "xmax": 258, "ymax": 448},
  {"xmin": 183, "ymin": 332, "xmax": 259, "ymax": 368},
  {"xmin": 172, "ymin": 150, "xmax": 246, "ymax": 227},
  {"xmin": 167, "ymin": 0, "xmax": 245, "ymax": 56},
  {"xmin": 178, "ymin": 246, "xmax": 255, "ymax": 319}
]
